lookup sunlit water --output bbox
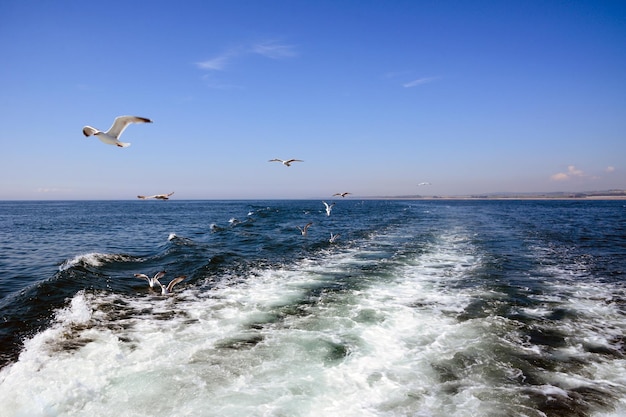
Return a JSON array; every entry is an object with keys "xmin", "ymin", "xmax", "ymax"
[{"xmin": 0, "ymin": 200, "xmax": 625, "ymax": 417}]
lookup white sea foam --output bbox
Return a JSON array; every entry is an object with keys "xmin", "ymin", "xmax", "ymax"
[{"xmin": 2, "ymin": 227, "xmax": 625, "ymax": 417}]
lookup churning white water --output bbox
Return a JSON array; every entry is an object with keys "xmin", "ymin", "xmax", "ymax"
[{"xmin": 1, "ymin": 223, "xmax": 625, "ymax": 417}]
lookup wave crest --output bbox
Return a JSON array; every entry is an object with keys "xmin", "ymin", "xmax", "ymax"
[{"xmin": 59, "ymin": 252, "xmax": 134, "ymax": 271}]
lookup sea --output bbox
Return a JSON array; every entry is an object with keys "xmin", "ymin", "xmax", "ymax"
[{"xmin": 0, "ymin": 199, "xmax": 625, "ymax": 417}]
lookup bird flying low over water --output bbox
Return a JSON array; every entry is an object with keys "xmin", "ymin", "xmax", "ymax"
[
  {"xmin": 333, "ymin": 192, "xmax": 351, "ymax": 197},
  {"xmin": 268, "ymin": 158, "xmax": 303, "ymax": 167},
  {"xmin": 329, "ymin": 233, "xmax": 340, "ymax": 243},
  {"xmin": 82, "ymin": 115, "xmax": 152, "ymax": 147},
  {"xmin": 155, "ymin": 274, "xmax": 186, "ymax": 295},
  {"xmin": 134, "ymin": 271, "xmax": 166, "ymax": 288},
  {"xmin": 323, "ymin": 201, "xmax": 335, "ymax": 216},
  {"xmin": 137, "ymin": 192, "xmax": 175, "ymax": 200},
  {"xmin": 297, "ymin": 222, "xmax": 313, "ymax": 236}
]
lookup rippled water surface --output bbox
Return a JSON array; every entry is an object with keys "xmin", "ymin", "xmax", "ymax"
[{"xmin": 0, "ymin": 199, "xmax": 625, "ymax": 416}]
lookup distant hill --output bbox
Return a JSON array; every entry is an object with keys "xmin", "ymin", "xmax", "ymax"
[{"xmin": 359, "ymin": 189, "xmax": 626, "ymax": 200}]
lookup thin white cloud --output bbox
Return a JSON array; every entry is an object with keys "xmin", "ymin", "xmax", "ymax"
[
  {"xmin": 568, "ymin": 165, "xmax": 584, "ymax": 177},
  {"xmin": 196, "ymin": 40, "xmax": 296, "ymax": 73},
  {"xmin": 550, "ymin": 165, "xmax": 585, "ymax": 181},
  {"xmin": 403, "ymin": 76, "xmax": 439, "ymax": 88},
  {"xmin": 196, "ymin": 53, "xmax": 234, "ymax": 71},
  {"xmin": 251, "ymin": 41, "xmax": 296, "ymax": 59},
  {"xmin": 550, "ymin": 173, "xmax": 569, "ymax": 181}
]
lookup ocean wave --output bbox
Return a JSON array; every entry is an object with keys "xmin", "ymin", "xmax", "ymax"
[
  {"xmin": 1, "ymin": 200, "xmax": 625, "ymax": 417},
  {"xmin": 58, "ymin": 252, "xmax": 136, "ymax": 271}
]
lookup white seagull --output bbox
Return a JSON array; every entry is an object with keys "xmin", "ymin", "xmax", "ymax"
[
  {"xmin": 269, "ymin": 158, "xmax": 303, "ymax": 167},
  {"xmin": 329, "ymin": 233, "xmax": 340, "ymax": 243},
  {"xmin": 134, "ymin": 271, "xmax": 166, "ymax": 289},
  {"xmin": 323, "ymin": 201, "xmax": 335, "ymax": 216},
  {"xmin": 154, "ymin": 274, "xmax": 186, "ymax": 295},
  {"xmin": 333, "ymin": 192, "xmax": 351, "ymax": 198},
  {"xmin": 297, "ymin": 222, "xmax": 313, "ymax": 236},
  {"xmin": 83, "ymin": 115, "xmax": 152, "ymax": 147},
  {"xmin": 137, "ymin": 192, "xmax": 174, "ymax": 200},
  {"xmin": 418, "ymin": 182, "xmax": 432, "ymax": 186}
]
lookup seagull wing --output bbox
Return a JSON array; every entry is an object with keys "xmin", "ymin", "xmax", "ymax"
[
  {"xmin": 82, "ymin": 126, "xmax": 98, "ymax": 137},
  {"xmin": 167, "ymin": 276, "xmax": 186, "ymax": 292},
  {"xmin": 154, "ymin": 271, "xmax": 167, "ymax": 281},
  {"xmin": 286, "ymin": 159, "xmax": 303, "ymax": 164},
  {"xmin": 134, "ymin": 273, "xmax": 150, "ymax": 282},
  {"xmin": 107, "ymin": 116, "xmax": 152, "ymax": 139}
]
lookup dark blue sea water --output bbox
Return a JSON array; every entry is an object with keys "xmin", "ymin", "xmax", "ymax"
[{"xmin": 0, "ymin": 199, "xmax": 625, "ymax": 417}]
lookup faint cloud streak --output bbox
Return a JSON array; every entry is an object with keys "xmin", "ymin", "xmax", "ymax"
[
  {"xmin": 196, "ymin": 40, "xmax": 296, "ymax": 89},
  {"xmin": 403, "ymin": 76, "xmax": 439, "ymax": 88},
  {"xmin": 196, "ymin": 54, "xmax": 233, "ymax": 71},
  {"xmin": 196, "ymin": 40, "xmax": 296, "ymax": 72},
  {"xmin": 251, "ymin": 41, "xmax": 297, "ymax": 59},
  {"xmin": 550, "ymin": 165, "xmax": 585, "ymax": 181}
]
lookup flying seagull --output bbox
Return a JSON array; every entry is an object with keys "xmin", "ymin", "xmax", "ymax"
[
  {"xmin": 134, "ymin": 271, "xmax": 166, "ymax": 289},
  {"xmin": 329, "ymin": 233, "xmax": 340, "ymax": 243},
  {"xmin": 323, "ymin": 201, "xmax": 335, "ymax": 216},
  {"xmin": 297, "ymin": 222, "xmax": 313, "ymax": 236},
  {"xmin": 154, "ymin": 274, "xmax": 186, "ymax": 296},
  {"xmin": 83, "ymin": 115, "xmax": 152, "ymax": 147},
  {"xmin": 137, "ymin": 192, "xmax": 175, "ymax": 200},
  {"xmin": 333, "ymin": 192, "xmax": 351, "ymax": 198},
  {"xmin": 417, "ymin": 182, "xmax": 431, "ymax": 186},
  {"xmin": 269, "ymin": 158, "xmax": 303, "ymax": 167}
]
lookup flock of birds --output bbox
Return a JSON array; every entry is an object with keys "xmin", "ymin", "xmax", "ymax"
[{"xmin": 82, "ymin": 115, "xmax": 429, "ymax": 295}]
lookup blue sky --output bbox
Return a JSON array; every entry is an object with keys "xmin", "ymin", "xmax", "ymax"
[{"xmin": 1, "ymin": 0, "xmax": 625, "ymax": 199}]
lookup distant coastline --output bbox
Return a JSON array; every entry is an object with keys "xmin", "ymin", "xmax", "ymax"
[{"xmin": 359, "ymin": 189, "xmax": 626, "ymax": 201}]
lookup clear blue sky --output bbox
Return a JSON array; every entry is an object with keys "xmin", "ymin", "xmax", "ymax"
[{"xmin": 1, "ymin": 0, "xmax": 624, "ymax": 199}]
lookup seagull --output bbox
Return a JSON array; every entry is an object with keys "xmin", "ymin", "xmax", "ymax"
[
  {"xmin": 329, "ymin": 233, "xmax": 340, "ymax": 243},
  {"xmin": 137, "ymin": 192, "xmax": 174, "ymax": 200},
  {"xmin": 83, "ymin": 115, "xmax": 152, "ymax": 148},
  {"xmin": 297, "ymin": 222, "xmax": 313, "ymax": 236},
  {"xmin": 134, "ymin": 271, "xmax": 166, "ymax": 289},
  {"xmin": 323, "ymin": 201, "xmax": 335, "ymax": 216},
  {"xmin": 333, "ymin": 192, "xmax": 351, "ymax": 198},
  {"xmin": 268, "ymin": 158, "xmax": 303, "ymax": 167},
  {"xmin": 154, "ymin": 274, "xmax": 186, "ymax": 295},
  {"xmin": 417, "ymin": 182, "xmax": 431, "ymax": 186}
]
